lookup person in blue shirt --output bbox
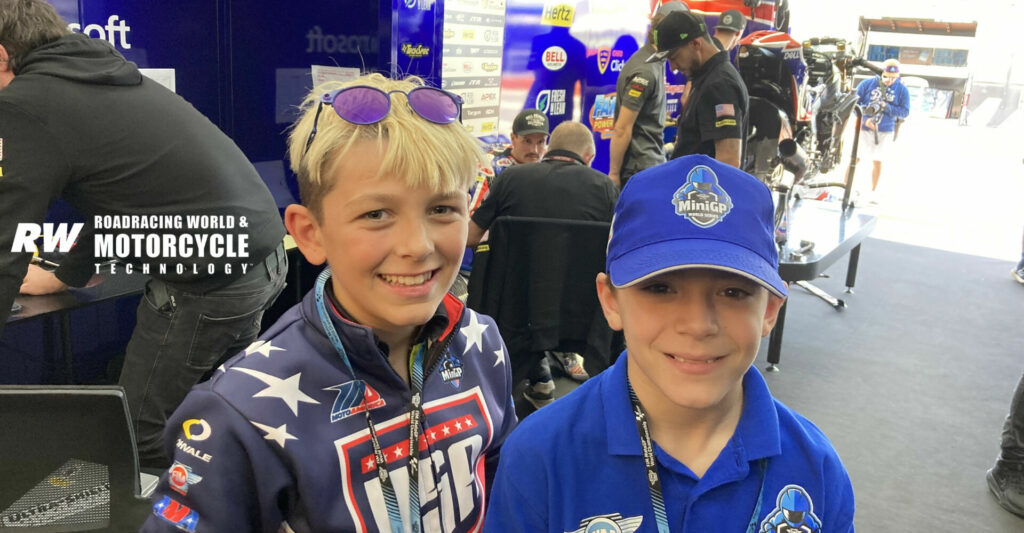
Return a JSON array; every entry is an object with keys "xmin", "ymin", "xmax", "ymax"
[
  {"xmin": 484, "ymin": 155, "xmax": 855, "ymax": 532},
  {"xmin": 855, "ymin": 58, "xmax": 910, "ymax": 201}
]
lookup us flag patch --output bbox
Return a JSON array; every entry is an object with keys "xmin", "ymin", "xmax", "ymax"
[{"xmin": 715, "ymin": 104, "xmax": 735, "ymax": 117}]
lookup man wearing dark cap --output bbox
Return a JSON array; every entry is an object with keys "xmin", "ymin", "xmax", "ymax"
[
  {"xmin": 713, "ymin": 9, "xmax": 747, "ymax": 52},
  {"xmin": 489, "ymin": 108, "xmax": 550, "ymax": 174},
  {"xmin": 608, "ymin": 1, "xmax": 688, "ymax": 188},
  {"xmin": 650, "ymin": 10, "xmax": 748, "ymax": 168}
]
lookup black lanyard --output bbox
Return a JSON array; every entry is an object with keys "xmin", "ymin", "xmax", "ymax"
[
  {"xmin": 627, "ymin": 381, "xmax": 768, "ymax": 533},
  {"xmin": 314, "ymin": 268, "xmax": 426, "ymax": 533}
]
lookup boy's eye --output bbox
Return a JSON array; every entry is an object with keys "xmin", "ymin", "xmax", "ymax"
[
  {"xmin": 722, "ymin": 287, "xmax": 752, "ymax": 299},
  {"xmin": 640, "ymin": 283, "xmax": 671, "ymax": 295},
  {"xmin": 431, "ymin": 204, "xmax": 464, "ymax": 216},
  {"xmin": 363, "ymin": 209, "xmax": 386, "ymax": 220}
]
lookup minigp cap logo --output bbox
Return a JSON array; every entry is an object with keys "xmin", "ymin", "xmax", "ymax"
[{"xmin": 672, "ymin": 165, "xmax": 733, "ymax": 227}]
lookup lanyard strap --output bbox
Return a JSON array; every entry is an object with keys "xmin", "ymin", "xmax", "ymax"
[
  {"xmin": 314, "ymin": 269, "xmax": 426, "ymax": 533},
  {"xmin": 626, "ymin": 381, "xmax": 768, "ymax": 533}
]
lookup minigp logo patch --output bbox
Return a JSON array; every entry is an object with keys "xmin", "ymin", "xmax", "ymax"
[{"xmin": 671, "ymin": 165, "xmax": 733, "ymax": 228}]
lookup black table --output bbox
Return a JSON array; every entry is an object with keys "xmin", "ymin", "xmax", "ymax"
[
  {"xmin": 767, "ymin": 199, "xmax": 878, "ymax": 370},
  {"xmin": 7, "ymin": 268, "xmax": 147, "ymax": 383}
]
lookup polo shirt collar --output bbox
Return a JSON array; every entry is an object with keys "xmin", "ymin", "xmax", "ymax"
[
  {"xmin": 692, "ymin": 49, "xmax": 729, "ymax": 81},
  {"xmin": 543, "ymin": 149, "xmax": 585, "ymax": 165},
  {"xmin": 603, "ymin": 354, "xmax": 781, "ymax": 463}
]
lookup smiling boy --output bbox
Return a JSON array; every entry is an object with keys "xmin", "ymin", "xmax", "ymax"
[
  {"xmin": 484, "ymin": 155, "xmax": 854, "ymax": 532},
  {"xmin": 141, "ymin": 74, "xmax": 517, "ymax": 533}
]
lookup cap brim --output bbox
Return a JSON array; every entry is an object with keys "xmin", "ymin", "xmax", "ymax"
[
  {"xmin": 608, "ymin": 238, "xmax": 787, "ymax": 297},
  {"xmin": 645, "ymin": 49, "xmax": 673, "ymax": 63},
  {"xmin": 514, "ymin": 128, "xmax": 548, "ymax": 136}
]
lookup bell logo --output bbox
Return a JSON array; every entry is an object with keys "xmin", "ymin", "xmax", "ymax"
[
  {"xmin": 542, "ymin": 46, "xmax": 567, "ymax": 71},
  {"xmin": 11, "ymin": 223, "xmax": 83, "ymax": 253}
]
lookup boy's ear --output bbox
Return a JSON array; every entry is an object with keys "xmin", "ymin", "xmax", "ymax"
[
  {"xmin": 760, "ymin": 293, "xmax": 787, "ymax": 338},
  {"xmin": 595, "ymin": 273, "xmax": 624, "ymax": 332},
  {"xmin": 284, "ymin": 204, "xmax": 327, "ymax": 266}
]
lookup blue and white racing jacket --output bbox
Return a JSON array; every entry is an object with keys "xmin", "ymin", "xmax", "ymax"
[{"xmin": 141, "ymin": 288, "xmax": 517, "ymax": 533}]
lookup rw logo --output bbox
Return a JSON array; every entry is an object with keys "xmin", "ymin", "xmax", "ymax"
[{"xmin": 10, "ymin": 223, "xmax": 84, "ymax": 253}]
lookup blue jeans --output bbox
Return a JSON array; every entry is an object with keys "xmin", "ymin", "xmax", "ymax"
[
  {"xmin": 119, "ymin": 244, "xmax": 287, "ymax": 467},
  {"xmin": 1001, "ymin": 373, "xmax": 1024, "ymax": 464}
]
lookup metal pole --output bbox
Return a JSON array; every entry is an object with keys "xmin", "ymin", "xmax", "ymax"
[{"xmin": 842, "ymin": 106, "xmax": 864, "ymax": 210}]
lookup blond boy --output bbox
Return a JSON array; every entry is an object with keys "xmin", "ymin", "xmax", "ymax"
[{"xmin": 142, "ymin": 74, "xmax": 516, "ymax": 533}]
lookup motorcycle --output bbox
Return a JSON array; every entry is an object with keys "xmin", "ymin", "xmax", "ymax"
[{"xmin": 737, "ymin": 32, "xmax": 880, "ymax": 243}]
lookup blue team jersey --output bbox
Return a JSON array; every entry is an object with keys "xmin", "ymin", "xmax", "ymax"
[
  {"xmin": 484, "ymin": 354, "xmax": 855, "ymax": 533},
  {"xmin": 141, "ymin": 287, "xmax": 516, "ymax": 533}
]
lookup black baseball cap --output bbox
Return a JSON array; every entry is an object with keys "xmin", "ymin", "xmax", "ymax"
[
  {"xmin": 646, "ymin": 11, "xmax": 709, "ymax": 63},
  {"xmin": 717, "ymin": 9, "xmax": 746, "ymax": 33},
  {"xmin": 512, "ymin": 108, "xmax": 549, "ymax": 136}
]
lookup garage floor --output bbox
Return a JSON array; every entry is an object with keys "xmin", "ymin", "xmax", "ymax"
[{"xmin": 762, "ymin": 115, "xmax": 1024, "ymax": 531}]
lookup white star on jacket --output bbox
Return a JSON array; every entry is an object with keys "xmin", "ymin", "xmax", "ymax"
[
  {"xmin": 461, "ymin": 312, "xmax": 488, "ymax": 354},
  {"xmin": 245, "ymin": 340, "xmax": 286, "ymax": 357},
  {"xmin": 233, "ymin": 368, "xmax": 320, "ymax": 416},
  {"xmin": 250, "ymin": 421, "xmax": 298, "ymax": 448},
  {"xmin": 493, "ymin": 347, "xmax": 505, "ymax": 367}
]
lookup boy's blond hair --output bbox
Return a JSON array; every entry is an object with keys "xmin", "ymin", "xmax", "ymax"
[{"xmin": 287, "ymin": 73, "xmax": 486, "ymax": 219}]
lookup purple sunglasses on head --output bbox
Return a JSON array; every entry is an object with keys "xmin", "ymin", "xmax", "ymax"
[{"xmin": 303, "ymin": 85, "xmax": 463, "ymax": 153}]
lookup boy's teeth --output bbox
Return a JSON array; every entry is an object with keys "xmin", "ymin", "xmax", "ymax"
[
  {"xmin": 673, "ymin": 355, "xmax": 716, "ymax": 364},
  {"xmin": 381, "ymin": 272, "xmax": 432, "ymax": 286}
]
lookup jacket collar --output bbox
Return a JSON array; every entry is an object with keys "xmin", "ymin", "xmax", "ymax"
[{"xmin": 299, "ymin": 277, "xmax": 466, "ymax": 380}]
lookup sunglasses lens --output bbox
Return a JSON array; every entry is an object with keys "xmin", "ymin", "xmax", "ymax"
[
  {"xmin": 332, "ymin": 87, "xmax": 389, "ymax": 124},
  {"xmin": 408, "ymin": 88, "xmax": 461, "ymax": 124}
]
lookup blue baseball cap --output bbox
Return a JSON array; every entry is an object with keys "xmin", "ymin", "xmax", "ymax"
[{"xmin": 606, "ymin": 154, "xmax": 786, "ymax": 297}]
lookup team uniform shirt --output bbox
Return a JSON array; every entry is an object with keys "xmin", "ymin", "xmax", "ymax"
[
  {"xmin": 484, "ymin": 354, "xmax": 855, "ymax": 533},
  {"xmin": 856, "ymin": 77, "xmax": 910, "ymax": 133},
  {"xmin": 615, "ymin": 43, "xmax": 667, "ymax": 176},
  {"xmin": 470, "ymin": 149, "xmax": 618, "ymax": 231},
  {"xmin": 141, "ymin": 287, "xmax": 517, "ymax": 533},
  {"xmin": 672, "ymin": 50, "xmax": 749, "ymax": 161},
  {"xmin": 487, "ymin": 146, "xmax": 520, "ymax": 176},
  {"xmin": 462, "ymin": 149, "xmax": 513, "ymax": 273}
]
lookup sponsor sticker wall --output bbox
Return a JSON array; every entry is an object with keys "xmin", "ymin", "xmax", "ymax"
[{"xmin": 442, "ymin": 0, "xmax": 507, "ymax": 135}]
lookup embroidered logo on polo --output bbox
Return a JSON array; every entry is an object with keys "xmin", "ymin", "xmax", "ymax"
[
  {"xmin": 565, "ymin": 513, "xmax": 643, "ymax": 533},
  {"xmin": 326, "ymin": 381, "xmax": 387, "ymax": 422},
  {"xmin": 167, "ymin": 461, "xmax": 203, "ymax": 495},
  {"xmin": 153, "ymin": 496, "xmax": 199, "ymax": 532},
  {"xmin": 759, "ymin": 485, "xmax": 822, "ymax": 532},
  {"xmin": 439, "ymin": 350, "xmax": 464, "ymax": 388},
  {"xmin": 672, "ymin": 165, "xmax": 733, "ymax": 228}
]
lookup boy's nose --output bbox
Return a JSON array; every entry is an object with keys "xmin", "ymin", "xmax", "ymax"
[
  {"xmin": 672, "ymin": 294, "xmax": 719, "ymax": 337},
  {"xmin": 396, "ymin": 218, "xmax": 434, "ymax": 259}
]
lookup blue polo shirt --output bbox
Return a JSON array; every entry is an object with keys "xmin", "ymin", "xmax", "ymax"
[{"xmin": 484, "ymin": 354, "xmax": 855, "ymax": 532}]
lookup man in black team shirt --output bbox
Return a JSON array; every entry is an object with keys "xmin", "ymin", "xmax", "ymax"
[
  {"xmin": 0, "ymin": 0, "xmax": 286, "ymax": 468},
  {"xmin": 649, "ymin": 10, "xmax": 748, "ymax": 168}
]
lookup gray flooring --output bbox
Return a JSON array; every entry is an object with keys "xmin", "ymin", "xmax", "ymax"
[{"xmin": 762, "ymin": 237, "xmax": 1024, "ymax": 532}]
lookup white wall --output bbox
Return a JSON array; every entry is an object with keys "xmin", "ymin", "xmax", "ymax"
[{"xmin": 787, "ymin": 0, "xmax": 1024, "ymax": 84}]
